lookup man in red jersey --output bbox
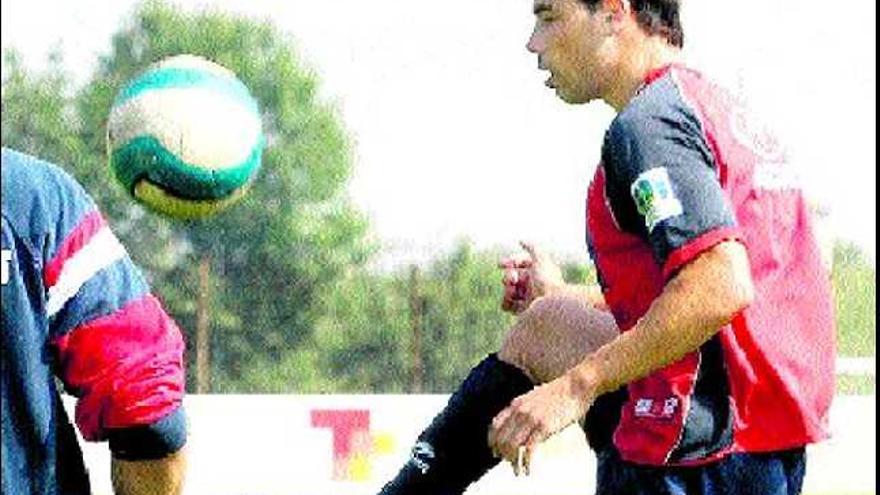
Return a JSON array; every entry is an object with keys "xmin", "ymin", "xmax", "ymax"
[{"xmin": 377, "ymin": 1, "xmax": 835, "ymax": 493}]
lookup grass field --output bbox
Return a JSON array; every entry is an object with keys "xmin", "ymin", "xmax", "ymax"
[
  {"xmin": 835, "ymin": 258, "xmax": 875, "ymax": 397},
  {"xmin": 837, "ymin": 374, "xmax": 876, "ymax": 395},
  {"xmin": 837, "ymin": 312, "xmax": 875, "ymax": 395}
]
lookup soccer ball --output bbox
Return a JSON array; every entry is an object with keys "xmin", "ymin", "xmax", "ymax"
[{"xmin": 107, "ymin": 54, "xmax": 264, "ymax": 219}]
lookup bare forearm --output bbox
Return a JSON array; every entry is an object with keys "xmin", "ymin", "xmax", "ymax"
[
  {"xmin": 568, "ymin": 241, "xmax": 753, "ymax": 397},
  {"xmin": 112, "ymin": 448, "xmax": 187, "ymax": 495}
]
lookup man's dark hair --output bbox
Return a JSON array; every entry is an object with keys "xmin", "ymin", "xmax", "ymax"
[{"xmin": 582, "ymin": 0, "xmax": 684, "ymax": 48}]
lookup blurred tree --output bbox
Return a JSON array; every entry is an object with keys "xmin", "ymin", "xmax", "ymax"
[
  {"xmin": 2, "ymin": 0, "xmax": 373, "ymax": 392},
  {"xmin": 418, "ymin": 243, "xmax": 516, "ymax": 391},
  {"xmin": 303, "ymin": 268, "xmax": 413, "ymax": 393},
  {"xmin": 1, "ymin": 49, "xmax": 80, "ymax": 163},
  {"xmin": 306, "ymin": 242, "xmax": 516, "ymax": 393}
]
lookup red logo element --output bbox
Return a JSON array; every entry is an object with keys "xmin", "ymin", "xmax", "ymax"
[{"xmin": 310, "ymin": 409, "xmax": 395, "ymax": 481}]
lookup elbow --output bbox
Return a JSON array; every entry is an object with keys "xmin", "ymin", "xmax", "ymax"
[
  {"xmin": 719, "ymin": 241, "xmax": 755, "ymax": 321},
  {"xmin": 693, "ymin": 240, "xmax": 755, "ymax": 326},
  {"xmin": 701, "ymin": 277, "xmax": 751, "ymax": 335},
  {"xmin": 729, "ymin": 273, "xmax": 754, "ymax": 316}
]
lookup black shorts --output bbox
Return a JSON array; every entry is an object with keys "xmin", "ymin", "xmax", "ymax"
[{"xmin": 595, "ymin": 446, "xmax": 806, "ymax": 495}]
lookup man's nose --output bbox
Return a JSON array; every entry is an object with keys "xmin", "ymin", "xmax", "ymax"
[{"xmin": 526, "ymin": 28, "xmax": 542, "ymax": 54}]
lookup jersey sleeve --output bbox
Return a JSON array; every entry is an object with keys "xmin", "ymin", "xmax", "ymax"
[
  {"xmin": 37, "ymin": 162, "xmax": 186, "ymax": 459},
  {"xmin": 601, "ymin": 102, "xmax": 742, "ymax": 279}
]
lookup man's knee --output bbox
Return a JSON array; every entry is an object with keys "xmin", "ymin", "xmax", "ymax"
[{"xmin": 498, "ymin": 295, "xmax": 618, "ymax": 383}]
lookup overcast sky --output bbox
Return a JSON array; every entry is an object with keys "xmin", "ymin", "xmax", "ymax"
[{"xmin": 2, "ymin": 0, "xmax": 875, "ymax": 268}]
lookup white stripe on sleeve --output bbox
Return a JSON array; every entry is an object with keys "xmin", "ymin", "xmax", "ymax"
[{"xmin": 46, "ymin": 227, "xmax": 127, "ymax": 317}]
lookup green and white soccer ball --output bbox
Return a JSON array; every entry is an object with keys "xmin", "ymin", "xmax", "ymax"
[{"xmin": 107, "ymin": 54, "xmax": 264, "ymax": 219}]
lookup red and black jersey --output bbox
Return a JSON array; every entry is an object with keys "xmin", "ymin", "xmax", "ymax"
[{"xmin": 585, "ymin": 65, "xmax": 836, "ymax": 466}]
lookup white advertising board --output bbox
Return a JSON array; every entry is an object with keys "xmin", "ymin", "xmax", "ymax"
[{"xmin": 66, "ymin": 394, "xmax": 875, "ymax": 495}]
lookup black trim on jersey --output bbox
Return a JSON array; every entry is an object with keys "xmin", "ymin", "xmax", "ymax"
[
  {"xmin": 582, "ymin": 386, "xmax": 628, "ymax": 452},
  {"xmin": 668, "ymin": 335, "xmax": 735, "ymax": 463},
  {"xmin": 585, "ymin": 228, "xmax": 608, "ymax": 291},
  {"xmin": 108, "ymin": 406, "xmax": 188, "ymax": 460}
]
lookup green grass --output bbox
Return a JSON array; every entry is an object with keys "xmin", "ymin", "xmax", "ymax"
[
  {"xmin": 833, "ymin": 244, "xmax": 876, "ymax": 358},
  {"xmin": 836, "ymin": 374, "xmax": 876, "ymax": 395},
  {"xmin": 831, "ymin": 244, "xmax": 875, "ymax": 397}
]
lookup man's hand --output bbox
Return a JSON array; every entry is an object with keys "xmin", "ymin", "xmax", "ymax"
[
  {"xmin": 499, "ymin": 241, "xmax": 565, "ymax": 314},
  {"xmin": 487, "ymin": 374, "xmax": 595, "ymax": 476}
]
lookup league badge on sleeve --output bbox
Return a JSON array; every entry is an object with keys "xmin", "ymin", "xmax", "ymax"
[{"xmin": 630, "ymin": 167, "xmax": 683, "ymax": 232}]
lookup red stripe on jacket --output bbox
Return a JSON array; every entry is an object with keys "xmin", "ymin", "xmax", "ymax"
[{"xmin": 44, "ymin": 210, "xmax": 106, "ymax": 288}]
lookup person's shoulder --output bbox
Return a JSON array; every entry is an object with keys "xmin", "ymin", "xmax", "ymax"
[
  {"xmin": 605, "ymin": 67, "xmax": 711, "ymax": 151},
  {"xmin": 2, "ymin": 147, "xmax": 84, "ymax": 196},
  {"xmin": 614, "ymin": 71, "xmax": 685, "ymax": 129},
  {"xmin": 603, "ymin": 95, "xmax": 667, "ymax": 157},
  {"xmin": 1, "ymin": 148, "xmax": 95, "ymax": 235}
]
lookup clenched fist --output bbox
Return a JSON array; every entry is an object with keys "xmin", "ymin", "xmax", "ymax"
[{"xmin": 499, "ymin": 241, "xmax": 565, "ymax": 314}]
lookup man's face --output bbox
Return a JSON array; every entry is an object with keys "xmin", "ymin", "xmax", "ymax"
[{"xmin": 526, "ymin": 0, "xmax": 608, "ymax": 104}]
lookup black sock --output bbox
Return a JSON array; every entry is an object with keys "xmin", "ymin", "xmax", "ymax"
[{"xmin": 377, "ymin": 353, "xmax": 534, "ymax": 495}]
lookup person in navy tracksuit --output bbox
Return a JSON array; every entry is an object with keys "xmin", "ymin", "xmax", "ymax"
[{"xmin": 2, "ymin": 148, "xmax": 188, "ymax": 495}]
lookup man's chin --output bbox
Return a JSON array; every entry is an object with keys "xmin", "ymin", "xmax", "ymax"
[{"xmin": 556, "ymin": 88, "xmax": 590, "ymax": 105}]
